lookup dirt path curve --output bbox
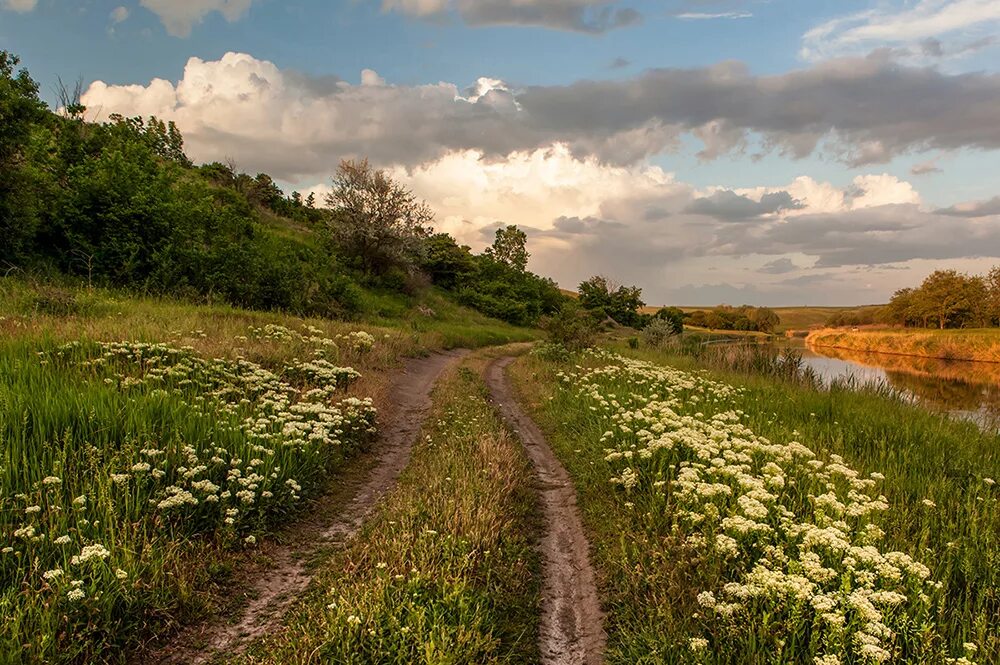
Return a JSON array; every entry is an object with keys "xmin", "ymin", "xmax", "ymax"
[
  {"xmin": 486, "ymin": 357, "xmax": 606, "ymax": 665},
  {"xmin": 152, "ymin": 349, "xmax": 468, "ymax": 665}
]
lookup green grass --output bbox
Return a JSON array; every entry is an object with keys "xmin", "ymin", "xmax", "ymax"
[
  {"xmin": 510, "ymin": 345, "xmax": 999, "ymax": 664},
  {"xmin": 0, "ymin": 278, "xmax": 537, "ymax": 663},
  {"xmin": 239, "ymin": 355, "xmax": 541, "ymax": 664},
  {"xmin": 808, "ymin": 328, "xmax": 1000, "ymax": 363}
]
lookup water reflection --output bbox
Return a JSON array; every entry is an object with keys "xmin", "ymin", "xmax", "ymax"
[{"xmin": 798, "ymin": 342, "xmax": 1000, "ymax": 430}]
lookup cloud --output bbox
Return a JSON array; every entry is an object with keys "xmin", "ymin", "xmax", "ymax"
[
  {"xmin": 1, "ymin": 0, "xmax": 37, "ymax": 12},
  {"xmin": 676, "ymin": 12, "xmax": 752, "ymax": 20},
  {"xmin": 758, "ymin": 258, "xmax": 799, "ymax": 274},
  {"xmin": 686, "ymin": 190, "xmax": 803, "ymax": 220},
  {"xmin": 802, "ymin": 0, "xmax": 1000, "ymax": 62},
  {"xmin": 910, "ymin": 158, "xmax": 942, "ymax": 175},
  {"xmin": 82, "ymin": 51, "xmax": 1000, "ymax": 177},
  {"xmin": 936, "ymin": 195, "xmax": 1000, "ymax": 217},
  {"xmin": 140, "ymin": 0, "xmax": 256, "ymax": 38},
  {"xmin": 110, "ymin": 6, "xmax": 130, "ymax": 24},
  {"xmin": 609, "ymin": 57, "xmax": 631, "ymax": 69},
  {"xmin": 380, "ymin": 0, "xmax": 641, "ymax": 34}
]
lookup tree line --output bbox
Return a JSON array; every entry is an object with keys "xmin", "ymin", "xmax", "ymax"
[
  {"xmin": 0, "ymin": 51, "xmax": 565, "ymax": 325},
  {"xmin": 883, "ymin": 268, "xmax": 1000, "ymax": 329}
]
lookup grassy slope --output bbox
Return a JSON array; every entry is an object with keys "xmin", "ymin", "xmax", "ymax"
[
  {"xmin": 509, "ymin": 346, "xmax": 1000, "ymax": 663},
  {"xmin": 239, "ymin": 352, "xmax": 541, "ymax": 664},
  {"xmin": 640, "ymin": 306, "xmax": 885, "ymax": 332},
  {"xmin": 808, "ymin": 328, "xmax": 1000, "ymax": 363}
]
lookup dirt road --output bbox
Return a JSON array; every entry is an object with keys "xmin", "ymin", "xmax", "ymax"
[
  {"xmin": 486, "ymin": 356, "xmax": 606, "ymax": 665},
  {"xmin": 152, "ymin": 349, "xmax": 467, "ymax": 664}
]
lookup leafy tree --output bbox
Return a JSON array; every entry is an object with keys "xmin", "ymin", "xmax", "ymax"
[
  {"xmin": 918, "ymin": 270, "xmax": 987, "ymax": 329},
  {"xmin": 324, "ymin": 159, "xmax": 432, "ymax": 275},
  {"xmin": 484, "ymin": 224, "xmax": 529, "ymax": 272},
  {"xmin": 542, "ymin": 301, "xmax": 596, "ymax": 350},
  {"xmin": 0, "ymin": 51, "xmax": 47, "ymax": 266},
  {"xmin": 654, "ymin": 307, "xmax": 685, "ymax": 334},
  {"xmin": 578, "ymin": 275, "xmax": 646, "ymax": 327},
  {"xmin": 421, "ymin": 233, "xmax": 475, "ymax": 289}
]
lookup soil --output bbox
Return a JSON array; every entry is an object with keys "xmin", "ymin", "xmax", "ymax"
[
  {"xmin": 147, "ymin": 349, "xmax": 468, "ymax": 665},
  {"xmin": 486, "ymin": 356, "xmax": 606, "ymax": 665}
]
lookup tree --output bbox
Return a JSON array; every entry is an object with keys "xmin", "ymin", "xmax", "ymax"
[
  {"xmin": 324, "ymin": 159, "xmax": 433, "ymax": 275},
  {"xmin": 749, "ymin": 306, "xmax": 780, "ymax": 333},
  {"xmin": 421, "ymin": 233, "xmax": 475, "ymax": 289},
  {"xmin": 305, "ymin": 192, "xmax": 316, "ymax": 209},
  {"xmin": 484, "ymin": 225, "xmax": 529, "ymax": 272},
  {"xmin": 654, "ymin": 307, "xmax": 685, "ymax": 334},
  {"xmin": 0, "ymin": 51, "xmax": 47, "ymax": 265},
  {"xmin": 578, "ymin": 275, "xmax": 646, "ymax": 328},
  {"xmin": 918, "ymin": 270, "xmax": 986, "ymax": 329},
  {"xmin": 987, "ymin": 266, "xmax": 1000, "ymax": 326}
]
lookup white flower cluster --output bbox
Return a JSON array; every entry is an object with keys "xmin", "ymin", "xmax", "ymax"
[{"xmin": 555, "ymin": 350, "xmax": 971, "ymax": 664}]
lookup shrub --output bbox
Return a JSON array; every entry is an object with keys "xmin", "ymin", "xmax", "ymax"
[
  {"xmin": 541, "ymin": 302, "xmax": 596, "ymax": 351},
  {"xmin": 642, "ymin": 317, "xmax": 680, "ymax": 347}
]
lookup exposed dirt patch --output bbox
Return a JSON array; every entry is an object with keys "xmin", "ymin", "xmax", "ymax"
[
  {"xmin": 148, "ymin": 349, "xmax": 468, "ymax": 665},
  {"xmin": 486, "ymin": 356, "xmax": 606, "ymax": 665}
]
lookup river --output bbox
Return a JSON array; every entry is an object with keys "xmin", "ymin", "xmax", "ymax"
[{"xmin": 795, "ymin": 341, "xmax": 1000, "ymax": 430}]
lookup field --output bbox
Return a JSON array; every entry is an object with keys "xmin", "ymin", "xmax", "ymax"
[
  {"xmin": 808, "ymin": 328, "xmax": 1000, "ymax": 363},
  {"xmin": 0, "ymin": 279, "xmax": 537, "ymax": 663},
  {"xmin": 509, "ymin": 344, "xmax": 1000, "ymax": 664}
]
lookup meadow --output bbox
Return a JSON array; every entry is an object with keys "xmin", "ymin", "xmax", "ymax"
[
  {"xmin": 511, "ymin": 345, "xmax": 999, "ymax": 664},
  {"xmin": 0, "ymin": 279, "xmax": 537, "ymax": 663},
  {"xmin": 808, "ymin": 329, "xmax": 1000, "ymax": 363}
]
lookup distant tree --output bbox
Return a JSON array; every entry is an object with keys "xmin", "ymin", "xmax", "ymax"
[
  {"xmin": 484, "ymin": 225, "xmax": 529, "ymax": 272},
  {"xmin": 324, "ymin": 159, "xmax": 433, "ymax": 275},
  {"xmin": 918, "ymin": 270, "xmax": 986, "ymax": 329},
  {"xmin": 305, "ymin": 192, "xmax": 316, "ymax": 209},
  {"xmin": 291, "ymin": 191, "xmax": 302, "ymax": 207},
  {"xmin": 578, "ymin": 275, "xmax": 646, "ymax": 327},
  {"xmin": 987, "ymin": 266, "xmax": 1000, "ymax": 326},
  {"xmin": 749, "ymin": 306, "xmax": 781, "ymax": 333},
  {"xmin": 654, "ymin": 306, "xmax": 685, "ymax": 334}
]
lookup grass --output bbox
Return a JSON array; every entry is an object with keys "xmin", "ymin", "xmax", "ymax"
[
  {"xmin": 0, "ymin": 278, "xmax": 537, "ymax": 663},
  {"xmin": 238, "ymin": 353, "xmax": 541, "ymax": 664},
  {"xmin": 808, "ymin": 328, "xmax": 1000, "ymax": 363},
  {"xmin": 509, "ymin": 344, "xmax": 1000, "ymax": 664}
]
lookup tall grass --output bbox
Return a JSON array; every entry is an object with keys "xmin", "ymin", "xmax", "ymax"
[
  {"xmin": 511, "ymin": 347, "xmax": 999, "ymax": 664},
  {"xmin": 239, "ymin": 358, "xmax": 541, "ymax": 664},
  {"xmin": 0, "ymin": 326, "xmax": 379, "ymax": 663},
  {"xmin": 808, "ymin": 329, "xmax": 1000, "ymax": 363}
]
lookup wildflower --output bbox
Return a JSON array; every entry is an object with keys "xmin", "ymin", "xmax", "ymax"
[
  {"xmin": 346, "ymin": 615, "xmax": 362, "ymax": 626},
  {"xmin": 71, "ymin": 544, "xmax": 111, "ymax": 565},
  {"xmin": 67, "ymin": 588, "xmax": 86, "ymax": 602},
  {"xmin": 42, "ymin": 476, "xmax": 62, "ymax": 486},
  {"xmin": 244, "ymin": 535, "xmax": 256, "ymax": 545},
  {"xmin": 922, "ymin": 499, "xmax": 936, "ymax": 507},
  {"xmin": 24, "ymin": 505, "xmax": 42, "ymax": 515},
  {"xmin": 43, "ymin": 568, "xmax": 64, "ymax": 581},
  {"xmin": 689, "ymin": 637, "xmax": 708, "ymax": 651},
  {"xmin": 54, "ymin": 535, "xmax": 72, "ymax": 545},
  {"xmin": 115, "ymin": 569, "xmax": 128, "ymax": 580}
]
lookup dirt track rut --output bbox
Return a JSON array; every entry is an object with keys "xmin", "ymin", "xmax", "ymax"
[
  {"xmin": 153, "ymin": 349, "xmax": 467, "ymax": 664},
  {"xmin": 486, "ymin": 356, "xmax": 606, "ymax": 665}
]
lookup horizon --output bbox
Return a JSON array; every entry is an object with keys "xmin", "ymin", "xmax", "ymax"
[{"xmin": 4, "ymin": 0, "xmax": 1000, "ymax": 307}]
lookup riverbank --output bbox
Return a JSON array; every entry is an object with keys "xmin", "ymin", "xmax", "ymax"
[{"xmin": 807, "ymin": 328, "xmax": 1000, "ymax": 363}]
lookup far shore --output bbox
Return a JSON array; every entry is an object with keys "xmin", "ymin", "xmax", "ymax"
[{"xmin": 806, "ymin": 328, "xmax": 1000, "ymax": 364}]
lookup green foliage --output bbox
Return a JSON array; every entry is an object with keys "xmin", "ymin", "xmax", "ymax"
[
  {"xmin": 483, "ymin": 224, "xmax": 529, "ymax": 273},
  {"xmin": 324, "ymin": 159, "xmax": 432, "ymax": 276},
  {"xmin": 884, "ymin": 269, "xmax": 996, "ymax": 329},
  {"xmin": 541, "ymin": 301, "xmax": 597, "ymax": 350},
  {"xmin": 0, "ymin": 51, "xmax": 48, "ymax": 267},
  {"xmin": 641, "ymin": 317, "xmax": 681, "ymax": 347},
  {"xmin": 577, "ymin": 275, "xmax": 647, "ymax": 328},
  {"xmin": 685, "ymin": 305, "xmax": 780, "ymax": 332},
  {"xmin": 420, "ymin": 233, "xmax": 476, "ymax": 289},
  {"xmin": 654, "ymin": 307, "xmax": 685, "ymax": 334},
  {"xmin": 455, "ymin": 256, "xmax": 565, "ymax": 326}
]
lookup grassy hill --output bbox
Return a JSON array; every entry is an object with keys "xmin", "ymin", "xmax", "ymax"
[{"xmin": 639, "ymin": 304, "xmax": 885, "ymax": 332}]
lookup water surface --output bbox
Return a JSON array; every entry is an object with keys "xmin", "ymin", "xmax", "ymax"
[{"xmin": 796, "ymin": 342, "xmax": 1000, "ymax": 430}]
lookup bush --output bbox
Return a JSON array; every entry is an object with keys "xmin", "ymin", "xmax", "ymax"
[
  {"xmin": 541, "ymin": 302, "xmax": 596, "ymax": 351},
  {"xmin": 642, "ymin": 317, "xmax": 681, "ymax": 347}
]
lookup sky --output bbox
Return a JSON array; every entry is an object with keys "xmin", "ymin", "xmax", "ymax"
[{"xmin": 4, "ymin": 0, "xmax": 1000, "ymax": 306}]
